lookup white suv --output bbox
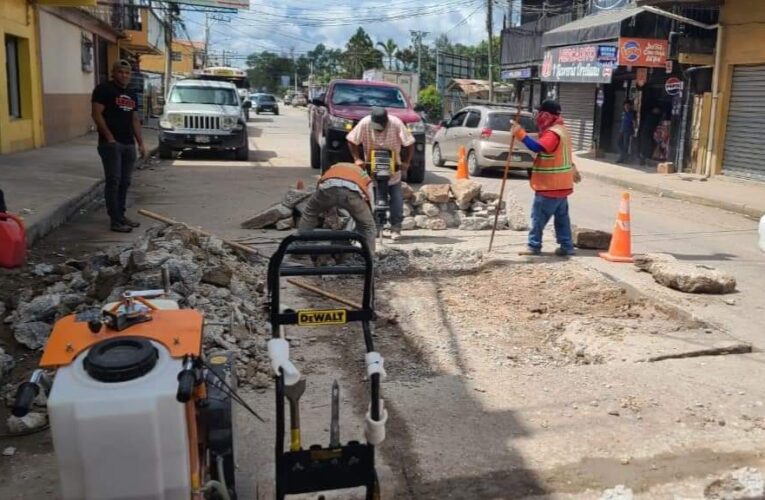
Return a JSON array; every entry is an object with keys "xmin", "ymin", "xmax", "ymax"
[{"xmin": 159, "ymin": 79, "xmax": 251, "ymax": 160}]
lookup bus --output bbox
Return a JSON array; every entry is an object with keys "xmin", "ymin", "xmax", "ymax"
[{"xmin": 193, "ymin": 66, "xmax": 251, "ymax": 117}]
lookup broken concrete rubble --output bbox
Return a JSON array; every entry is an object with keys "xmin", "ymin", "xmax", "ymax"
[
  {"xmin": 419, "ymin": 184, "xmax": 451, "ymax": 203},
  {"xmin": 241, "ymin": 203, "xmax": 293, "ymax": 229},
  {"xmin": 281, "ymin": 188, "xmax": 312, "ymax": 209},
  {"xmin": 635, "ymin": 253, "xmax": 737, "ymax": 294},
  {"xmin": 451, "ymin": 180, "xmax": 482, "ymax": 210},
  {"xmin": 573, "ymin": 228, "xmax": 612, "ymax": 250}
]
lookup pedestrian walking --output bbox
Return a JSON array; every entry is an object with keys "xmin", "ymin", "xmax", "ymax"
[
  {"xmin": 617, "ymin": 100, "xmax": 637, "ymax": 163},
  {"xmin": 91, "ymin": 59, "xmax": 146, "ymax": 233},
  {"xmin": 346, "ymin": 107, "xmax": 414, "ymax": 242},
  {"xmin": 511, "ymin": 99, "xmax": 581, "ymax": 256},
  {"xmin": 297, "ymin": 162, "xmax": 377, "ymax": 253}
]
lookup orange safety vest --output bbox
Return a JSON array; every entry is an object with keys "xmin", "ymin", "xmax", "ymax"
[
  {"xmin": 530, "ymin": 124, "xmax": 574, "ymax": 192},
  {"xmin": 319, "ymin": 163, "xmax": 373, "ymax": 200}
]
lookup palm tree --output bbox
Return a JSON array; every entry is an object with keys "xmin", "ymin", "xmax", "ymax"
[
  {"xmin": 376, "ymin": 39, "xmax": 399, "ymax": 70},
  {"xmin": 395, "ymin": 48, "xmax": 417, "ymax": 72}
]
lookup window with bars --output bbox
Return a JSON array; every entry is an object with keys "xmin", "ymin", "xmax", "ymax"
[{"xmin": 5, "ymin": 35, "xmax": 21, "ymax": 119}]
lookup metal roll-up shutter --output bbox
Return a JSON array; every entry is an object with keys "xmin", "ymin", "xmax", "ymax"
[
  {"xmin": 558, "ymin": 83, "xmax": 595, "ymax": 152},
  {"xmin": 722, "ymin": 65, "xmax": 765, "ymax": 181}
]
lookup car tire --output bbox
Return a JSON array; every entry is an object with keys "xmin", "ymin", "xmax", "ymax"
[
  {"xmin": 275, "ymin": 109, "xmax": 279, "ymax": 115},
  {"xmin": 407, "ymin": 161, "xmax": 426, "ymax": 184},
  {"xmin": 467, "ymin": 150, "xmax": 482, "ymax": 177},
  {"xmin": 432, "ymin": 143, "xmax": 445, "ymax": 167},
  {"xmin": 235, "ymin": 144, "xmax": 249, "ymax": 161},
  {"xmin": 158, "ymin": 143, "xmax": 173, "ymax": 160},
  {"xmin": 319, "ymin": 141, "xmax": 332, "ymax": 173},
  {"xmin": 255, "ymin": 110, "xmax": 260, "ymax": 115},
  {"xmin": 310, "ymin": 136, "xmax": 321, "ymax": 169}
]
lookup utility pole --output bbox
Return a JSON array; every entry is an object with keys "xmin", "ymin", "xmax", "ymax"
[
  {"xmin": 203, "ymin": 13, "xmax": 210, "ymax": 67},
  {"xmin": 487, "ymin": 0, "xmax": 494, "ymax": 102},
  {"xmin": 163, "ymin": 5, "xmax": 174, "ymax": 98},
  {"xmin": 291, "ymin": 47, "xmax": 298, "ymax": 94}
]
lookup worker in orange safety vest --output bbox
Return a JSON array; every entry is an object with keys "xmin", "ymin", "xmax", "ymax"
[
  {"xmin": 511, "ymin": 99, "xmax": 581, "ymax": 256},
  {"xmin": 297, "ymin": 162, "xmax": 377, "ymax": 253}
]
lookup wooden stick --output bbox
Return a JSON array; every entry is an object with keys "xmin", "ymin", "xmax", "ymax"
[
  {"xmin": 286, "ymin": 279, "xmax": 395, "ymax": 323},
  {"xmin": 137, "ymin": 209, "xmax": 260, "ymax": 257},
  {"xmin": 489, "ymin": 89, "xmax": 525, "ymax": 253}
]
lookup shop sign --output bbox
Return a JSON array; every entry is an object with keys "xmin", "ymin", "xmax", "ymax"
[
  {"xmin": 665, "ymin": 60, "xmax": 673, "ymax": 73},
  {"xmin": 541, "ymin": 43, "xmax": 617, "ymax": 84},
  {"xmin": 618, "ymin": 38, "xmax": 668, "ymax": 68},
  {"xmin": 597, "ymin": 45, "xmax": 618, "ymax": 65},
  {"xmin": 500, "ymin": 67, "xmax": 533, "ymax": 80},
  {"xmin": 636, "ymin": 68, "xmax": 648, "ymax": 87},
  {"xmin": 665, "ymin": 76, "xmax": 684, "ymax": 95}
]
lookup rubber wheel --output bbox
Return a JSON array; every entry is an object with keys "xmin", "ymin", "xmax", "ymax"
[
  {"xmin": 310, "ymin": 136, "xmax": 320, "ymax": 169},
  {"xmin": 407, "ymin": 162, "xmax": 425, "ymax": 184},
  {"xmin": 255, "ymin": 110, "xmax": 260, "ymax": 115},
  {"xmin": 319, "ymin": 141, "xmax": 332, "ymax": 173},
  {"xmin": 158, "ymin": 143, "xmax": 173, "ymax": 160},
  {"xmin": 275, "ymin": 109, "xmax": 279, "ymax": 115},
  {"xmin": 432, "ymin": 143, "xmax": 445, "ymax": 167},
  {"xmin": 467, "ymin": 150, "xmax": 481, "ymax": 177}
]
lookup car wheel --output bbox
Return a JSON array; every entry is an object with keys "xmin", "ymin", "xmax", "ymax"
[
  {"xmin": 467, "ymin": 150, "xmax": 482, "ymax": 177},
  {"xmin": 407, "ymin": 161, "xmax": 426, "ymax": 184},
  {"xmin": 319, "ymin": 141, "xmax": 332, "ymax": 173},
  {"xmin": 310, "ymin": 136, "xmax": 320, "ymax": 169},
  {"xmin": 235, "ymin": 144, "xmax": 249, "ymax": 161},
  {"xmin": 158, "ymin": 143, "xmax": 173, "ymax": 160},
  {"xmin": 275, "ymin": 109, "xmax": 279, "ymax": 115},
  {"xmin": 432, "ymin": 143, "xmax": 445, "ymax": 167},
  {"xmin": 255, "ymin": 109, "xmax": 260, "ymax": 115}
]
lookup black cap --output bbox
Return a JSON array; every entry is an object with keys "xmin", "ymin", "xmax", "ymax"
[
  {"xmin": 370, "ymin": 107, "xmax": 388, "ymax": 131},
  {"xmin": 537, "ymin": 99, "xmax": 562, "ymax": 115}
]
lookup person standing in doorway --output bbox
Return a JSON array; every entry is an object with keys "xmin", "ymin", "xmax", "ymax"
[
  {"xmin": 511, "ymin": 100, "xmax": 581, "ymax": 256},
  {"xmin": 639, "ymin": 106, "xmax": 663, "ymax": 166},
  {"xmin": 91, "ymin": 60, "xmax": 147, "ymax": 233},
  {"xmin": 617, "ymin": 100, "xmax": 637, "ymax": 163}
]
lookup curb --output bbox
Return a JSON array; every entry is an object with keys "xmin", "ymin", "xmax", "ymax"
[
  {"xmin": 582, "ymin": 170, "xmax": 765, "ymax": 220},
  {"xmin": 26, "ymin": 179, "xmax": 105, "ymax": 247}
]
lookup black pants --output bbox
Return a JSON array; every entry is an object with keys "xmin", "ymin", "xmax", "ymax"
[
  {"xmin": 97, "ymin": 143, "xmax": 136, "ymax": 223},
  {"xmin": 617, "ymin": 133, "xmax": 632, "ymax": 161},
  {"xmin": 0, "ymin": 188, "xmax": 6, "ymax": 212}
]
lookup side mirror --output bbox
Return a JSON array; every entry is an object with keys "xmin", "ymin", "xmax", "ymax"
[
  {"xmin": 413, "ymin": 104, "xmax": 425, "ymax": 112},
  {"xmin": 242, "ymin": 100, "xmax": 252, "ymax": 109},
  {"xmin": 311, "ymin": 98, "xmax": 325, "ymax": 107}
]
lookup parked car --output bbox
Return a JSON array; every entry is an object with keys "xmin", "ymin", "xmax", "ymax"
[
  {"xmin": 308, "ymin": 79, "xmax": 427, "ymax": 182},
  {"xmin": 291, "ymin": 93, "xmax": 308, "ymax": 107},
  {"xmin": 283, "ymin": 91, "xmax": 296, "ymax": 105},
  {"xmin": 158, "ymin": 79, "xmax": 251, "ymax": 161},
  {"xmin": 252, "ymin": 93, "xmax": 279, "ymax": 115},
  {"xmin": 432, "ymin": 106, "xmax": 538, "ymax": 177}
]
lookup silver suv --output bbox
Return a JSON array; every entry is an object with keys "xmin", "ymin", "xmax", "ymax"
[
  {"xmin": 432, "ymin": 106, "xmax": 538, "ymax": 176},
  {"xmin": 158, "ymin": 79, "xmax": 251, "ymax": 160}
]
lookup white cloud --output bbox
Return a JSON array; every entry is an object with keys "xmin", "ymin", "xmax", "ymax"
[{"xmin": 181, "ymin": 0, "xmax": 507, "ymax": 66}]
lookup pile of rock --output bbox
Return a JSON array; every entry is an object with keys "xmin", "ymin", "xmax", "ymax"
[
  {"xmin": 241, "ymin": 181, "xmax": 529, "ymax": 232},
  {"xmin": 3, "ymin": 224, "xmax": 274, "ymax": 389},
  {"xmin": 634, "ymin": 253, "xmax": 737, "ymax": 294}
]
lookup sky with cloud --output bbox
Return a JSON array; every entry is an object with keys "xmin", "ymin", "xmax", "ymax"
[{"xmin": 182, "ymin": 0, "xmax": 511, "ymax": 67}]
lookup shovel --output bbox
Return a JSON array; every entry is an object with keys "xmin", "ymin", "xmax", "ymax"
[{"xmin": 284, "ymin": 378, "xmax": 307, "ymax": 452}]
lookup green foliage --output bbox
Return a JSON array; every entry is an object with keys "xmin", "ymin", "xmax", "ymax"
[
  {"xmin": 376, "ymin": 39, "xmax": 398, "ymax": 70},
  {"xmin": 343, "ymin": 27, "xmax": 383, "ymax": 78},
  {"xmin": 418, "ymin": 85, "xmax": 442, "ymax": 122}
]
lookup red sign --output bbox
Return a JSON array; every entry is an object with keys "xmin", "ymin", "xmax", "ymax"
[
  {"xmin": 665, "ymin": 77, "xmax": 684, "ymax": 95},
  {"xmin": 618, "ymin": 38, "xmax": 668, "ymax": 68}
]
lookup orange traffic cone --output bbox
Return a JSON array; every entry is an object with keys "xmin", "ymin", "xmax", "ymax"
[
  {"xmin": 296, "ymin": 180, "xmax": 305, "ymax": 190},
  {"xmin": 600, "ymin": 192, "xmax": 634, "ymax": 263},
  {"xmin": 456, "ymin": 146, "xmax": 469, "ymax": 180}
]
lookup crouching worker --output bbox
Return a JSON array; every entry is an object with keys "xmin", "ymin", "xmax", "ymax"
[
  {"xmin": 297, "ymin": 162, "xmax": 377, "ymax": 254},
  {"xmin": 511, "ymin": 99, "xmax": 581, "ymax": 256}
]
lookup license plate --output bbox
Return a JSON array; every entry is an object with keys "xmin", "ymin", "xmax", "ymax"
[
  {"xmin": 195, "ymin": 135, "xmax": 210, "ymax": 144},
  {"xmin": 511, "ymin": 154, "xmax": 523, "ymax": 162}
]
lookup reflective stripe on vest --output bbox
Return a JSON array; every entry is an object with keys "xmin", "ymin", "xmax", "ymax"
[
  {"xmin": 530, "ymin": 124, "xmax": 574, "ymax": 192},
  {"xmin": 319, "ymin": 163, "xmax": 373, "ymax": 199}
]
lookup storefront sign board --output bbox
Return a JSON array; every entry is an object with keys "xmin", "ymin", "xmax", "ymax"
[
  {"xmin": 541, "ymin": 43, "xmax": 617, "ymax": 84},
  {"xmin": 618, "ymin": 38, "xmax": 668, "ymax": 68}
]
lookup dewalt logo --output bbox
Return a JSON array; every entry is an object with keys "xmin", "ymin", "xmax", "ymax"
[{"xmin": 297, "ymin": 309, "xmax": 347, "ymax": 326}]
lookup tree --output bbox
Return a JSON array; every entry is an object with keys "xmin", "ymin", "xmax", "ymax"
[
  {"xmin": 376, "ymin": 38, "xmax": 398, "ymax": 70},
  {"xmin": 246, "ymin": 51, "xmax": 293, "ymax": 92},
  {"xmin": 418, "ymin": 84, "xmax": 443, "ymax": 123},
  {"xmin": 395, "ymin": 48, "xmax": 417, "ymax": 71},
  {"xmin": 343, "ymin": 27, "xmax": 383, "ymax": 78}
]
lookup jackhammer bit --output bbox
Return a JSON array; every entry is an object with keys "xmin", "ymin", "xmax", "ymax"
[
  {"xmin": 284, "ymin": 378, "xmax": 307, "ymax": 452},
  {"xmin": 329, "ymin": 380, "xmax": 340, "ymax": 448}
]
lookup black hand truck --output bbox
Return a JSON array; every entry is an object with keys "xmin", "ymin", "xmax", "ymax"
[{"xmin": 267, "ymin": 230, "xmax": 385, "ymax": 500}]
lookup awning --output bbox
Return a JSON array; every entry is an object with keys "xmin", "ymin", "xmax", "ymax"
[{"xmin": 542, "ymin": 7, "xmax": 646, "ymax": 48}]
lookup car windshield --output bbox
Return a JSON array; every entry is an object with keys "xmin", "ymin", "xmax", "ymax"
[
  {"xmin": 488, "ymin": 113, "xmax": 538, "ymax": 133},
  {"xmin": 259, "ymin": 95, "xmax": 276, "ymax": 103},
  {"xmin": 331, "ymin": 83, "xmax": 407, "ymax": 108},
  {"xmin": 169, "ymin": 86, "xmax": 238, "ymax": 106}
]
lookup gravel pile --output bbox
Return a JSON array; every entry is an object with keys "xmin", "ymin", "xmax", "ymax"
[{"xmin": 2, "ymin": 224, "xmax": 273, "ymax": 388}]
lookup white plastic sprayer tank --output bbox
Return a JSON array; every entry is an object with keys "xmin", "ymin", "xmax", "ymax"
[
  {"xmin": 46, "ymin": 299, "xmax": 191, "ymax": 500},
  {"xmin": 759, "ymin": 214, "xmax": 765, "ymax": 252}
]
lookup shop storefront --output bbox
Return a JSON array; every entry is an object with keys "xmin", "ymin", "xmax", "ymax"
[{"xmin": 721, "ymin": 65, "xmax": 765, "ymax": 180}]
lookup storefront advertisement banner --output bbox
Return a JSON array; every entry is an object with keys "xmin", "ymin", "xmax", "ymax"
[
  {"xmin": 618, "ymin": 38, "xmax": 668, "ymax": 68},
  {"xmin": 501, "ymin": 67, "xmax": 533, "ymax": 80},
  {"xmin": 541, "ymin": 44, "xmax": 616, "ymax": 84}
]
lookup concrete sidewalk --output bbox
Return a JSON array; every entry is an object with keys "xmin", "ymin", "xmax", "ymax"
[
  {"xmin": 575, "ymin": 154, "xmax": 765, "ymax": 219},
  {"xmin": 0, "ymin": 127, "xmax": 158, "ymax": 245}
]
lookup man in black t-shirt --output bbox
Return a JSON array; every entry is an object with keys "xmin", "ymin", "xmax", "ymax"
[{"xmin": 91, "ymin": 59, "xmax": 146, "ymax": 232}]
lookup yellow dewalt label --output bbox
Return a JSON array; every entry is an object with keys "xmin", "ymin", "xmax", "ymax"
[{"xmin": 297, "ymin": 309, "xmax": 347, "ymax": 326}]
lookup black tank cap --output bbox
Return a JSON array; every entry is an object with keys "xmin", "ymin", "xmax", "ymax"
[{"xmin": 84, "ymin": 337, "xmax": 158, "ymax": 383}]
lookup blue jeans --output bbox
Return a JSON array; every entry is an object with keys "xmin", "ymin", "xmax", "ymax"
[
  {"xmin": 97, "ymin": 142, "xmax": 136, "ymax": 223},
  {"xmin": 375, "ymin": 182, "xmax": 403, "ymax": 230},
  {"xmin": 528, "ymin": 193, "xmax": 573, "ymax": 252}
]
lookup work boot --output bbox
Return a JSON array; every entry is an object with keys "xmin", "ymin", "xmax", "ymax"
[
  {"xmin": 518, "ymin": 247, "xmax": 541, "ymax": 256},
  {"xmin": 121, "ymin": 216, "xmax": 141, "ymax": 228},
  {"xmin": 110, "ymin": 222, "xmax": 133, "ymax": 233},
  {"xmin": 390, "ymin": 229, "xmax": 401, "ymax": 242},
  {"xmin": 554, "ymin": 247, "xmax": 575, "ymax": 257}
]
